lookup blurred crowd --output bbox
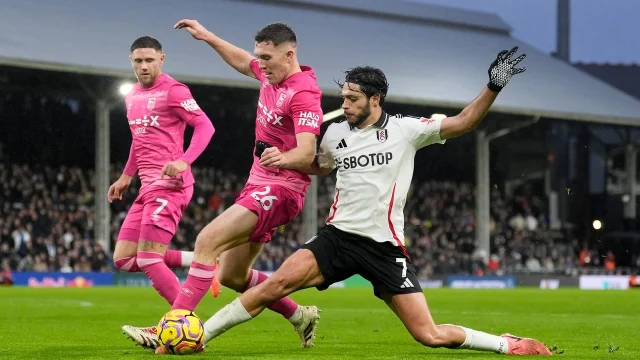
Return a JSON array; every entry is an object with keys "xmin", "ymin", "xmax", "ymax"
[{"xmin": 1, "ymin": 161, "xmax": 634, "ymax": 277}]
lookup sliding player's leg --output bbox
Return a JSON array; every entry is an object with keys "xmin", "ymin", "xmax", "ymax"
[
  {"xmin": 205, "ymin": 243, "xmax": 318, "ymax": 347},
  {"xmin": 382, "ymin": 292, "xmax": 551, "ymax": 355},
  {"xmin": 167, "ymin": 247, "xmax": 324, "ymax": 355},
  {"xmin": 195, "ymin": 225, "xmax": 359, "ymax": 352},
  {"xmin": 217, "ymin": 242, "xmax": 311, "ymax": 323},
  {"xmin": 363, "ymin": 239, "xmax": 551, "ymax": 356}
]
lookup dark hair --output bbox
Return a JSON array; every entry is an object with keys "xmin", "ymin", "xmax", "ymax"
[
  {"xmin": 254, "ymin": 23, "xmax": 297, "ymax": 46},
  {"xmin": 130, "ymin": 36, "xmax": 162, "ymax": 53},
  {"xmin": 337, "ymin": 66, "xmax": 389, "ymax": 105}
]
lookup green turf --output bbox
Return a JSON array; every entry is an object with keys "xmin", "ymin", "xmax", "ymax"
[{"xmin": 1, "ymin": 287, "xmax": 638, "ymax": 359}]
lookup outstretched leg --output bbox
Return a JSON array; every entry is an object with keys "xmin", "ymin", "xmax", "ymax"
[
  {"xmin": 217, "ymin": 242, "xmax": 300, "ymax": 320},
  {"xmin": 198, "ymin": 249, "xmax": 324, "ymax": 349},
  {"xmin": 382, "ymin": 292, "xmax": 552, "ymax": 356}
]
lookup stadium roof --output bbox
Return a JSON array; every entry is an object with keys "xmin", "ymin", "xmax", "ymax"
[
  {"xmin": 573, "ymin": 62, "xmax": 640, "ymax": 145},
  {"xmin": 2, "ymin": 0, "xmax": 640, "ymax": 125},
  {"xmin": 574, "ymin": 62, "xmax": 640, "ymax": 101}
]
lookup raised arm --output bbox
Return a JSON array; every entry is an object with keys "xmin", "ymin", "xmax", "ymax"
[
  {"xmin": 174, "ymin": 19, "xmax": 255, "ymax": 79},
  {"xmin": 439, "ymin": 46, "xmax": 526, "ymax": 140}
]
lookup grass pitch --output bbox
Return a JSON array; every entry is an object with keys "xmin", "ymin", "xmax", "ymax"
[{"xmin": 1, "ymin": 287, "xmax": 638, "ymax": 359}]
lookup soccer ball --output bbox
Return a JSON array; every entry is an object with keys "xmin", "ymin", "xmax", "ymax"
[{"xmin": 157, "ymin": 309, "xmax": 205, "ymax": 355}]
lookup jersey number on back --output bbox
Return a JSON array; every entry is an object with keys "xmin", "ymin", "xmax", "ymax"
[{"xmin": 250, "ymin": 186, "xmax": 279, "ymax": 211}]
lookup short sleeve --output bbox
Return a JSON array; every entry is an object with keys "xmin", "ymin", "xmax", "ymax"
[
  {"xmin": 399, "ymin": 116, "xmax": 446, "ymax": 149},
  {"xmin": 249, "ymin": 58, "xmax": 265, "ymax": 81},
  {"xmin": 289, "ymin": 91, "xmax": 323, "ymax": 136},
  {"xmin": 168, "ymin": 84, "xmax": 205, "ymax": 125},
  {"xmin": 317, "ymin": 132, "xmax": 335, "ymax": 169}
]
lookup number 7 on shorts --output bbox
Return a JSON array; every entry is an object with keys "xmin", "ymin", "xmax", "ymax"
[{"xmin": 153, "ymin": 198, "xmax": 168, "ymax": 215}]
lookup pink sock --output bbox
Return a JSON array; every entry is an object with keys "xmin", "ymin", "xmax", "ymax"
[
  {"xmin": 164, "ymin": 250, "xmax": 183, "ymax": 268},
  {"xmin": 137, "ymin": 251, "xmax": 181, "ymax": 305},
  {"xmin": 171, "ymin": 261, "xmax": 215, "ymax": 311},
  {"xmin": 244, "ymin": 269, "xmax": 299, "ymax": 319},
  {"xmin": 114, "ymin": 256, "xmax": 141, "ymax": 272}
]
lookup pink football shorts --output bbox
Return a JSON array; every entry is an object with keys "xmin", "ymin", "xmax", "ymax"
[
  {"xmin": 235, "ymin": 183, "xmax": 305, "ymax": 243},
  {"xmin": 117, "ymin": 184, "xmax": 194, "ymax": 244}
]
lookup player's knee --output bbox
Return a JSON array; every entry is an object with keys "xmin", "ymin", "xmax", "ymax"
[
  {"xmin": 216, "ymin": 267, "xmax": 246, "ymax": 292},
  {"xmin": 265, "ymin": 273, "xmax": 294, "ymax": 297},
  {"xmin": 194, "ymin": 228, "xmax": 218, "ymax": 252},
  {"xmin": 112, "ymin": 253, "xmax": 126, "ymax": 263},
  {"xmin": 413, "ymin": 328, "xmax": 447, "ymax": 348}
]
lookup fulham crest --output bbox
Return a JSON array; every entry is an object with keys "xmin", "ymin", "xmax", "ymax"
[{"xmin": 376, "ymin": 129, "xmax": 388, "ymax": 143}]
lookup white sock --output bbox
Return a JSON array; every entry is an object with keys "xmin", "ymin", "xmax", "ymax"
[
  {"xmin": 287, "ymin": 305, "xmax": 302, "ymax": 325},
  {"xmin": 180, "ymin": 251, "xmax": 194, "ymax": 267},
  {"xmin": 203, "ymin": 298, "xmax": 252, "ymax": 343},
  {"xmin": 457, "ymin": 326, "xmax": 508, "ymax": 354}
]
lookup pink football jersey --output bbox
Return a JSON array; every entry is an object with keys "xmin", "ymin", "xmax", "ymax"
[
  {"xmin": 247, "ymin": 59, "xmax": 323, "ymax": 194},
  {"xmin": 124, "ymin": 74, "xmax": 205, "ymax": 189}
]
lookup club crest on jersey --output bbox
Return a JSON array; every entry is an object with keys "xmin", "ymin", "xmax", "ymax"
[
  {"xmin": 376, "ymin": 129, "xmax": 388, "ymax": 143},
  {"xmin": 276, "ymin": 93, "xmax": 287, "ymax": 107},
  {"xmin": 147, "ymin": 97, "xmax": 156, "ymax": 110}
]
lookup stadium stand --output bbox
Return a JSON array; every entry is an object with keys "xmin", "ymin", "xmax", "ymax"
[{"xmin": 4, "ymin": 154, "xmax": 633, "ymax": 276}]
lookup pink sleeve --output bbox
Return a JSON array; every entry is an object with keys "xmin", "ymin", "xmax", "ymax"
[
  {"xmin": 168, "ymin": 84, "xmax": 206, "ymax": 123},
  {"xmin": 168, "ymin": 84, "xmax": 215, "ymax": 165},
  {"xmin": 123, "ymin": 142, "xmax": 137, "ymax": 176},
  {"xmin": 181, "ymin": 114, "xmax": 215, "ymax": 165},
  {"xmin": 290, "ymin": 91, "xmax": 323, "ymax": 136},
  {"xmin": 249, "ymin": 58, "xmax": 265, "ymax": 81}
]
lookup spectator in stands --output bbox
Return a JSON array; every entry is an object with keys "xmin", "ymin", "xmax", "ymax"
[{"xmin": 0, "ymin": 161, "xmax": 608, "ymax": 277}]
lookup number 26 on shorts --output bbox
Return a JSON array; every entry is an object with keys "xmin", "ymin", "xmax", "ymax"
[{"xmin": 250, "ymin": 186, "xmax": 279, "ymax": 211}]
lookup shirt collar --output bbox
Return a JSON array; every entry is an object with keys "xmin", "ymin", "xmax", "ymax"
[{"xmin": 350, "ymin": 111, "xmax": 389, "ymax": 131}]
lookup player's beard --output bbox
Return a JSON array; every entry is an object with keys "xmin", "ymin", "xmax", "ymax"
[{"xmin": 349, "ymin": 99, "xmax": 371, "ymax": 128}]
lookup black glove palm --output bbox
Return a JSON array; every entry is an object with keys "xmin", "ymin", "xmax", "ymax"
[{"xmin": 487, "ymin": 46, "xmax": 526, "ymax": 92}]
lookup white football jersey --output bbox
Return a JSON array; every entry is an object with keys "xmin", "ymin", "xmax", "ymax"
[{"xmin": 318, "ymin": 111, "xmax": 445, "ymax": 248}]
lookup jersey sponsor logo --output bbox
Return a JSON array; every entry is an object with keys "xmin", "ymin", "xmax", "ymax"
[
  {"xmin": 147, "ymin": 97, "xmax": 156, "ymax": 110},
  {"xmin": 128, "ymin": 115, "xmax": 160, "ymax": 127},
  {"xmin": 180, "ymin": 99, "xmax": 201, "ymax": 112},
  {"xmin": 335, "ymin": 152, "xmax": 393, "ymax": 170},
  {"xmin": 257, "ymin": 101, "xmax": 284, "ymax": 128},
  {"xmin": 420, "ymin": 117, "xmax": 435, "ymax": 125},
  {"xmin": 297, "ymin": 111, "xmax": 320, "ymax": 128},
  {"xmin": 276, "ymin": 93, "xmax": 287, "ymax": 107},
  {"xmin": 376, "ymin": 129, "xmax": 388, "ymax": 143}
]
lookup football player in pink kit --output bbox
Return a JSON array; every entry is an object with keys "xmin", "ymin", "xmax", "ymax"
[
  {"xmin": 126, "ymin": 21, "xmax": 322, "ymax": 351},
  {"xmin": 110, "ymin": 36, "xmax": 215, "ymax": 347}
]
